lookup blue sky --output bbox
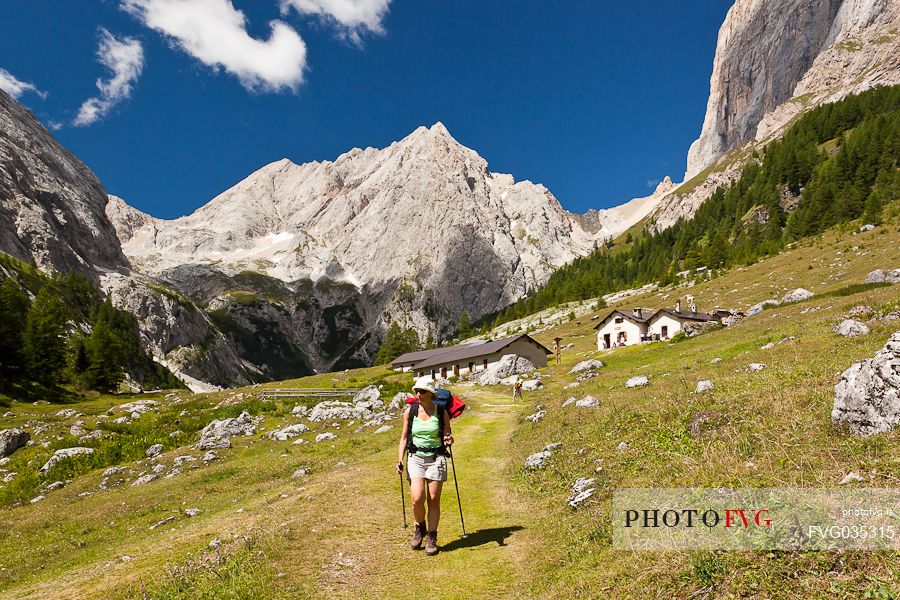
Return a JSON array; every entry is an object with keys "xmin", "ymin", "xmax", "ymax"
[{"xmin": 2, "ymin": 1, "xmax": 732, "ymax": 219}]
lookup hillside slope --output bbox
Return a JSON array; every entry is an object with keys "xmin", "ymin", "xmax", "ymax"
[{"xmin": 1, "ymin": 218, "xmax": 897, "ymax": 598}]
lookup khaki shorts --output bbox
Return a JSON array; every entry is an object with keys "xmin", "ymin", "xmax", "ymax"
[{"xmin": 406, "ymin": 452, "xmax": 448, "ymax": 482}]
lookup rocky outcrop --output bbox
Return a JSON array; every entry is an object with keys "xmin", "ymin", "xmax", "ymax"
[
  {"xmin": 0, "ymin": 90, "xmax": 130, "ymax": 279},
  {"xmin": 832, "ymin": 331, "xmax": 900, "ymax": 435},
  {"xmin": 39, "ymin": 447, "xmax": 94, "ymax": 474},
  {"xmin": 575, "ymin": 177, "xmax": 676, "ymax": 236},
  {"xmin": 865, "ymin": 268, "xmax": 900, "ymax": 284},
  {"xmin": 471, "ymin": 354, "xmax": 535, "ymax": 386},
  {"xmin": 834, "ymin": 319, "xmax": 870, "ymax": 337},
  {"xmin": 197, "ymin": 411, "xmax": 262, "ymax": 450},
  {"xmin": 0, "ymin": 428, "xmax": 29, "ymax": 457}
]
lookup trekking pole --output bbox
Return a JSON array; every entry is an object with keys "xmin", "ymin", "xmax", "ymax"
[
  {"xmin": 448, "ymin": 446, "xmax": 467, "ymax": 537},
  {"xmin": 399, "ymin": 458, "xmax": 408, "ymax": 529}
]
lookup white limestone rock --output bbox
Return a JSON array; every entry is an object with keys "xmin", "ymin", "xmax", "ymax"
[
  {"xmin": 521, "ymin": 379, "xmax": 543, "ymax": 391},
  {"xmin": 524, "ymin": 410, "xmax": 546, "ymax": 423},
  {"xmin": 146, "ymin": 444, "xmax": 164, "ymax": 459},
  {"xmin": 197, "ymin": 411, "xmax": 262, "ymax": 450},
  {"xmin": 575, "ymin": 396, "xmax": 600, "ymax": 408},
  {"xmin": 0, "ymin": 428, "xmax": 30, "ymax": 457},
  {"xmin": 832, "ymin": 331, "xmax": 900, "ymax": 436},
  {"xmin": 315, "ymin": 432, "xmax": 337, "ymax": 443},
  {"xmin": 780, "ymin": 288, "xmax": 815, "ymax": 304},
  {"xmin": 39, "ymin": 447, "xmax": 94, "ymax": 474},
  {"xmin": 834, "ymin": 319, "xmax": 870, "ymax": 338},
  {"xmin": 473, "ymin": 354, "xmax": 536, "ymax": 386},
  {"xmin": 568, "ymin": 359, "xmax": 604, "ymax": 375},
  {"xmin": 625, "ymin": 376, "xmax": 649, "ymax": 388},
  {"xmin": 267, "ymin": 423, "xmax": 310, "ymax": 441},
  {"xmin": 865, "ymin": 269, "xmax": 900, "ymax": 284},
  {"xmin": 695, "ymin": 380, "xmax": 714, "ymax": 393}
]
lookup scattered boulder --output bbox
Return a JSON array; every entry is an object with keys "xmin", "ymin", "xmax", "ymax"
[
  {"xmin": 524, "ymin": 410, "xmax": 546, "ymax": 423},
  {"xmin": 0, "ymin": 428, "xmax": 30, "ymax": 457},
  {"xmin": 373, "ymin": 425, "xmax": 393, "ymax": 434},
  {"xmin": 524, "ymin": 442, "xmax": 560, "ymax": 470},
  {"xmin": 307, "ymin": 392, "xmax": 385, "ymax": 422},
  {"xmin": 472, "ymin": 354, "xmax": 535, "ymax": 385},
  {"xmin": 387, "ymin": 393, "xmax": 408, "ymax": 413},
  {"xmin": 56, "ymin": 409, "xmax": 77, "ymax": 419},
  {"xmin": 173, "ymin": 455, "xmax": 196, "ymax": 467},
  {"xmin": 291, "ymin": 468, "xmax": 308, "ymax": 479},
  {"xmin": 695, "ymin": 380, "xmax": 714, "ymax": 393},
  {"xmin": 185, "ymin": 508, "xmax": 201, "ymax": 517},
  {"xmin": 748, "ymin": 363, "xmax": 766, "ymax": 372},
  {"xmin": 865, "ymin": 269, "xmax": 900, "ymax": 284},
  {"xmin": 132, "ymin": 473, "xmax": 158, "ymax": 486},
  {"xmin": 268, "ymin": 424, "xmax": 309, "ymax": 441},
  {"xmin": 568, "ymin": 359, "xmax": 604, "ymax": 375},
  {"xmin": 616, "ymin": 441, "xmax": 629, "ymax": 451},
  {"xmin": 521, "ymin": 379, "xmax": 543, "ymax": 391},
  {"xmin": 69, "ymin": 422, "xmax": 86, "ymax": 437},
  {"xmin": 78, "ymin": 430, "xmax": 103, "ymax": 443},
  {"xmin": 102, "ymin": 466, "xmax": 123, "ymax": 477},
  {"xmin": 30, "ymin": 495, "xmax": 45, "ymax": 504},
  {"xmin": 834, "ymin": 319, "xmax": 870, "ymax": 338},
  {"xmin": 567, "ymin": 478, "xmax": 596, "ymax": 508},
  {"xmin": 118, "ymin": 400, "xmax": 158, "ymax": 414},
  {"xmin": 859, "ymin": 224, "xmax": 875, "ymax": 233},
  {"xmin": 202, "ymin": 451, "xmax": 217, "ymax": 462},
  {"xmin": 291, "ymin": 405, "xmax": 310, "ymax": 418},
  {"xmin": 832, "ymin": 331, "xmax": 900, "ymax": 436},
  {"xmin": 146, "ymin": 444, "xmax": 164, "ymax": 459},
  {"xmin": 625, "ymin": 376, "xmax": 649, "ymax": 388},
  {"xmin": 563, "ymin": 382, "xmax": 580, "ymax": 389},
  {"xmin": 315, "ymin": 432, "xmax": 337, "ymax": 443},
  {"xmin": 760, "ymin": 342, "xmax": 775, "ymax": 350},
  {"xmin": 781, "ymin": 288, "xmax": 815, "ymax": 304},
  {"xmin": 749, "ymin": 299, "xmax": 780, "ymax": 313},
  {"xmin": 575, "ymin": 396, "xmax": 600, "ymax": 408},
  {"xmin": 39, "ymin": 447, "xmax": 94, "ymax": 474},
  {"xmin": 149, "ymin": 516, "xmax": 176, "ymax": 530},
  {"xmin": 198, "ymin": 411, "xmax": 262, "ymax": 450},
  {"xmin": 710, "ymin": 357, "xmax": 722, "ymax": 363}
]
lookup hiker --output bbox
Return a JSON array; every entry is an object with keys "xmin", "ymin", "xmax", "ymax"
[
  {"xmin": 397, "ymin": 376, "xmax": 454, "ymax": 556},
  {"xmin": 513, "ymin": 379, "xmax": 523, "ymax": 401}
]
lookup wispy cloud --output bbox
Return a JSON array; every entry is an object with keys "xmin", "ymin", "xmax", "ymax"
[
  {"xmin": 280, "ymin": 0, "xmax": 391, "ymax": 43},
  {"xmin": 0, "ymin": 68, "xmax": 47, "ymax": 100},
  {"xmin": 645, "ymin": 178, "xmax": 660, "ymax": 190},
  {"xmin": 121, "ymin": 0, "xmax": 307, "ymax": 92},
  {"xmin": 74, "ymin": 29, "xmax": 144, "ymax": 126}
]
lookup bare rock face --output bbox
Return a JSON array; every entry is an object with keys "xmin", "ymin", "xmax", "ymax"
[
  {"xmin": 0, "ymin": 428, "xmax": 29, "ymax": 457},
  {"xmin": 0, "ymin": 90, "xmax": 129, "ymax": 278},
  {"xmin": 685, "ymin": 0, "xmax": 898, "ymax": 180},
  {"xmin": 865, "ymin": 268, "xmax": 900, "ymax": 284},
  {"xmin": 832, "ymin": 331, "xmax": 900, "ymax": 435}
]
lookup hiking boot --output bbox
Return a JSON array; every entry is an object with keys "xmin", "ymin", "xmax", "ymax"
[
  {"xmin": 409, "ymin": 521, "xmax": 426, "ymax": 550},
  {"xmin": 425, "ymin": 531, "xmax": 438, "ymax": 556}
]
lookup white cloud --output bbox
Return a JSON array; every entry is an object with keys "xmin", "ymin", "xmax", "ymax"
[
  {"xmin": 74, "ymin": 29, "xmax": 144, "ymax": 126},
  {"xmin": 645, "ymin": 179, "xmax": 660, "ymax": 189},
  {"xmin": 0, "ymin": 68, "xmax": 47, "ymax": 100},
  {"xmin": 121, "ymin": 0, "xmax": 307, "ymax": 92},
  {"xmin": 280, "ymin": 0, "xmax": 391, "ymax": 43}
]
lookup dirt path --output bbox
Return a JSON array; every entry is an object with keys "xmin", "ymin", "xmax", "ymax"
[{"xmin": 269, "ymin": 390, "xmax": 540, "ymax": 599}]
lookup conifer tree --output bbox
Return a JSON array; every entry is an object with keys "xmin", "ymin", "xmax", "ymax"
[
  {"xmin": 0, "ymin": 278, "xmax": 30, "ymax": 378},
  {"xmin": 23, "ymin": 287, "xmax": 68, "ymax": 387}
]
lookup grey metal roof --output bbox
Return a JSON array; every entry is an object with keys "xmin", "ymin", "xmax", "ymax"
[
  {"xmin": 653, "ymin": 308, "xmax": 720, "ymax": 322},
  {"xmin": 410, "ymin": 334, "xmax": 552, "ymax": 370},
  {"xmin": 390, "ymin": 340, "xmax": 489, "ymax": 366}
]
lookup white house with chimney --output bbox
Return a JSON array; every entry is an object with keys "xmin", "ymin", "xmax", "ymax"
[{"xmin": 595, "ymin": 299, "xmax": 722, "ymax": 349}]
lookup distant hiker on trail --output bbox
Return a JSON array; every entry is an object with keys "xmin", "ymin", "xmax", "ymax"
[
  {"xmin": 513, "ymin": 379, "xmax": 523, "ymax": 402},
  {"xmin": 397, "ymin": 376, "xmax": 454, "ymax": 556}
]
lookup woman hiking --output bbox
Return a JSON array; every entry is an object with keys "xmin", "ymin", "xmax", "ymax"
[{"xmin": 397, "ymin": 376, "xmax": 454, "ymax": 556}]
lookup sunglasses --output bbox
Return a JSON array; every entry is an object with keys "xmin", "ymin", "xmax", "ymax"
[{"xmin": 414, "ymin": 389, "xmax": 431, "ymax": 394}]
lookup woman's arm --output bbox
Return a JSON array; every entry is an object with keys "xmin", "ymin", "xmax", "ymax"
[
  {"xmin": 397, "ymin": 406, "xmax": 410, "ymax": 472},
  {"xmin": 443, "ymin": 408, "xmax": 453, "ymax": 446}
]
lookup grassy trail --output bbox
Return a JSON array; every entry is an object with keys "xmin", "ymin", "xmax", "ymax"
[{"xmin": 267, "ymin": 389, "xmax": 539, "ymax": 599}]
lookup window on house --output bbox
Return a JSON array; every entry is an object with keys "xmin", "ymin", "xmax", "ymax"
[
  {"xmin": 614, "ymin": 317, "xmax": 624, "ymax": 324},
  {"xmin": 661, "ymin": 325, "xmax": 668, "ymax": 338},
  {"xmin": 483, "ymin": 359, "xmax": 488, "ymax": 370}
]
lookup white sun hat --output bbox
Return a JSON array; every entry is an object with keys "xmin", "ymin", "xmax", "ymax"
[{"xmin": 412, "ymin": 376, "xmax": 436, "ymax": 394}]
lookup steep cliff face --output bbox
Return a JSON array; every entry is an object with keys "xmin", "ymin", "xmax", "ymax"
[
  {"xmin": 108, "ymin": 123, "xmax": 633, "ymax": 369},
  {"xmin": 685, "ymin": 0, "xmax": 899, "ymax": 180},
  {"xmin": 0, "ymin": 89, "xmax": 129, "ymax": 278}
]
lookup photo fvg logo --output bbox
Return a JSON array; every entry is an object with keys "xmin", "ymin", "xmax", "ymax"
[
  {"xmin": 624, "ymin": 508, "xmax": 772, "ymax": 529},
  {"xmin": 613, "ymin": 488, "xmax": 900, "ymax": 551}
]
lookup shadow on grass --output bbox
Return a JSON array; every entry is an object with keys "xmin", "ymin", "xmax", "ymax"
[{"xmin": 441, "ymin": 525, "xmax": 525, "ymax": 552}]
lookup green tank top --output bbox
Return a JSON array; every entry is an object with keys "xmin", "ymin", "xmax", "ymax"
[{"xmin": 411, "ymin": 411, "xmax": 441, "ymax": 456}]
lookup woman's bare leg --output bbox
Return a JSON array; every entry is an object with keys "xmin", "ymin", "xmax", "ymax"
[
  {"xmin": 426, "ymin": 479, "xmax": 443, "ymax": 531},
  {"xmin": 410, "ymin": 477, "xmax": 426, "ymax": 523}
]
